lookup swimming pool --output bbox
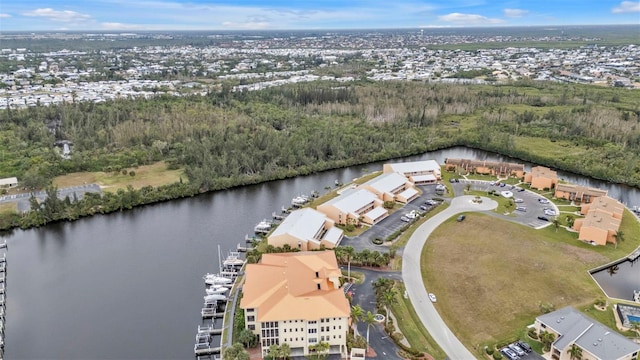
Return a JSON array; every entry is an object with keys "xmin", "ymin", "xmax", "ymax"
[{"xmin": 629, "ymin": 315, "xmax": 640, "ymax": 324}]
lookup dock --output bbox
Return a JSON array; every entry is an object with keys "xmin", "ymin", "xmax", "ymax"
[
  {"xmin": 628, "ymin": 247, "xmax": 640, "ymax": 262},
  {"xmin": 194, "ymin": 344, "xmax": 221, "ymax": 356},
  {"xmin": 0, "ymin": 241, "xmax": 6, "ymax": 250},
  {"xmin": 236, "ymin": 243, "xmax": 252, "ymax": 252},
  {"xmin": 272, "ymin": 211, "xmax": 285, "ymax": 221}
]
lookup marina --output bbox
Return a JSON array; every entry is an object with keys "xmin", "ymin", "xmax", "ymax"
[
  {"xmin": 4, "ymin": 146, "xmax": 640, "ymax": 359},
  {"xmin": 253, "ymin": 219, "xmax": 274, "ymax": 234}
]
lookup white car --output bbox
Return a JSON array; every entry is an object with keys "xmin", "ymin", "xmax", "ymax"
[
  {"xmin": 428, "ymin": 293, "xmax": 437, "ymax": 303},
  {"xmin": 544, "ymin": 209, "xmax": 557, "ymax": 216},
  {"xmin": 514, "ymin": 198, "xmax": 524, "ymax": 203}
]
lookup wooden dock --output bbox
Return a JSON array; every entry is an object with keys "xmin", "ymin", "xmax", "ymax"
[{"xmin": 194, "ymin": 344, "xmax": 221, "ymax": 356}]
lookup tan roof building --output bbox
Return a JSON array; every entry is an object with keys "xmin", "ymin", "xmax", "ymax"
[
  {"xmin": 317, "ymin": 188, "xmax": 387, "ymax": 226},
  {"xmin": 524, "ymin": 166, "xmax": 558, "ymax": 190},
  {"xmin": 445, "ymin": 158, "xmax": 525, "ymax": 178},
  {"xmin": 573, "ymin": 196, "xmax": 624, "ymax": 246},
  {"xmin": 267, "ymin": 208, "xmax": 343, "ymax": 251},
  {"xmin": 240, "ymin": 252, "xmax": 350, "ymax": 358},
  {"xmin": 360, "ymin": 172, "xmax": 419, "ymax": 204},
  {"xmin": 555, "ymin": 184, "xmax": 608, "ymax": 204},
  {"xmin": 382, "ymin": 160, "xmax": 441, "ymax": 181}
]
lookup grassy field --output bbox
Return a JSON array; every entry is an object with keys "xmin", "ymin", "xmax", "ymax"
[
  {"xmin": 419, "ymin": 212, "xmax": 635, "ymax": 353},
  {"xmin": 390, "ymin": 283, "xmax": 447, "ymax": 360},
  {"xmin": 0, "ymin": 202, "xmax": 17, "ymax": 213},
  {"xmin": 52, "ymin": 161, "xmax": 184, "ymax": 192}
]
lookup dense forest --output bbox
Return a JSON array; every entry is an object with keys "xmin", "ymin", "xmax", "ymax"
[{"xmin": 1, "ymin": 80, "xmax": 639, "ymax": 229}]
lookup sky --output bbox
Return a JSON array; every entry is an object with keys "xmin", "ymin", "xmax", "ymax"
[{"xmin": 0, "ymin": 0, "xmax": 639, "ymax": 31}]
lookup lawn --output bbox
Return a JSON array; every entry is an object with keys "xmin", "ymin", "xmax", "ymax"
[
  {"xmin": 390, "ymin": 283, "xmax": 447, "ymax": 360},
  {"xmin": 420, "ymin": 213, "xmax": 618, "ymax": 354},
  {"xmin": 52, "ymin": 161, "xmax": 185, "ymax": 192}
]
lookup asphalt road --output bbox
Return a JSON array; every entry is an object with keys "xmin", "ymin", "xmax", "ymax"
[
  {"xmin": 0, "ymin": 184, "xmax": 102, "ymax": 212},
  {"xmin": 402, "ymin": 195, "xmax": 498, "ymax": 360},
  {"xmin": 345, "ymin": 267, "xmax": 404, "ymax": 360}
]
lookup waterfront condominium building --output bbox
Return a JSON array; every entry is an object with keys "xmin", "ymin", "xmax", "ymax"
[
  {"xmin": 573, "ymin": 196, "xmax": 624, "ymax": 246},
  {"xmin": 382, "ymin": 160, "xmax": 442, "ymax": 183},
  {"xmin": 524, "ymin": 166, "xmax": 558, "ymax": 190},
  {"xmin": 240, "ymin": 251, "xmax": 350, "ymax": 358},
  {"xmin": 317, "ymin": 188, "xmax": 388, "ymax": 226},
  {"xmin": 360, "ymin": 172, "xmax": 419, "ymax": 204},
  {"xmin": 267, "ymin": 208, "xmax": 344, "ymax": 251}
]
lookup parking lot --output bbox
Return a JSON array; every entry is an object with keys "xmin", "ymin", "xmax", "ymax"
[
  {"xmin": 343, "ymin": 184, "xmax": 443, "ymax": 252},
  {"xmin": 449, "ymin": 179, "xmax": 558, "ymax": 229}
]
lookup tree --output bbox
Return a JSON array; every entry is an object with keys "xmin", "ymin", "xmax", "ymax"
[
  {"xmin": 280, "ymin": 343, "xmax": 291, "ymax": 359},
  {"xmin": 380, "ymin": 288, "xmax": 396, "ymax": 325},
  {"xmin": 351, "ymin": 304, "xmax": 364, "ymax": 332},
  {"xmin": 552, "ymin": 218, "xmax": 559, "ymax": 232},
  {"xmin": 613, "ymin": 230, "xmax": 624, "ymax": 248},
  {"xmin": 238, "ymin": 328, "xmax": 258, "ymax": 348},
  {"xmin": 308, "ymin": 341, "xmax": 330, "ymax": 360},
  {"xmin": 567, "ymin": 343, "xmax": 582, "ymax": 360},
  {"xmin": 607, "ymin": 264, "xmax": 619, "ymax": 276},
  {"xmin": 539, "ymin": 330, "xmax": 556, "ymax": 352},
  {"xmin": 630, "ymin": 322, "xmax": 640, "ymax": 339},
  {"xmin": 223, "ymin": 343, "xmax": 250, "ymax": 360},
  {"xmin": 364, "ymin": 311, "xmax": 377, "ymax": 350}
]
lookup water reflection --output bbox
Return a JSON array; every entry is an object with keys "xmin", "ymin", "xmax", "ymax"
[{"xmin": 591, "ymin": 260, "xmax": 640, "ymax": 301}]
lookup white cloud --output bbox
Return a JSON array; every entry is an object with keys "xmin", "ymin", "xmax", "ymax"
[
  {"xmin": 438, "ymin": 12, "xmax": 504, "ymax": 25},
  {"xmin": 22, "ymin": 8, "xmax": 92, "ymax": 23},
  {"xmin": 612, "ymin": 1, "xmax": 640, "ymax": 13},
  {"xmin": 101, "ymin": 22, "xmax": 144, "ymax": 30},
  {"xmin": 503, "ymin": 8, "xmax": 529, "ymax": 18},
  {"xmin": 0, "ymin": 13, "xmax": 11, "ymax": 18},
  {"xmin": 221, "ymin": 21, "xmax": 271, "ymax": 30}
]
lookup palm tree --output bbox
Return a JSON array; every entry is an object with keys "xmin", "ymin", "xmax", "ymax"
[
  {"xmin": 280, "ymin": 343, "xmax": 291, "ymax": 360},
  {"xmin": 567, "ymin": 343, "xmax": 582, "ymax": 360},
  {"xmin": 364, "ymin": 311, "xmax": 377, "ymax": 350},
  {"xmin": 381, "ymin": 288, "xmax": 397, "ymax": 325},
  {"xmin": 351, "ymin": 304, "xmax": 364, "ymax": 332},
  {"xmin": 552, "ymin": 218, "xmax": 559, "ymax": 232},
  {"xmin": 613, "ymin": 230, "xmax": 624, "ymax": 248}
]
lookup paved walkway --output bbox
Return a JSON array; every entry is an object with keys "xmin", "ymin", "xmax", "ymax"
[{"xmin": 402, "ymin": 195, "xmax": 498, "ymax": 360}]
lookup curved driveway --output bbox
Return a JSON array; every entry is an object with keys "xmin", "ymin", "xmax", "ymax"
[{"xmin": 402, "ymin": 195, "xmax": 497, "ymax": 360}]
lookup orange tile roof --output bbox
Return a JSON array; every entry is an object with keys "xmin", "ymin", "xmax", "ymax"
[
  {"xmin": 587, "ymin": 196, "xmax": 624, "ymax": 216},
  {"xmin": 581, "ymin": 208, "xmax": 622, "ymax": 232},
  {"xmin": 556, "ymin": 183, "xmax": 608, "ymax": 197},
  {"xmin": 240, "ymin": 251, "xmax": 350, "ymax": 322}
]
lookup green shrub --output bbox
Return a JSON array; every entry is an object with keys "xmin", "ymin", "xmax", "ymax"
[
  {"xmin": 528, "ymin": 328, "xmax": 539, "ymax": 340},
  {"xmin": 372, "ymin": 238, "xmax": 383, "ymax": 245},
  {"xmin": 345, "ymin": 224, "xmax": 355, "ymax": 232},
  {"xmin": 486, "ymin": 346, "xmax": 494, "ymax": 355},
  {"xmin": 493, "ymin": 351, "xmax": 503, "ymax": 360}
]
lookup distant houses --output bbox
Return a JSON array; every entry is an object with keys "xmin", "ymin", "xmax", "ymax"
[
  {"xmin": 524, "ymin": 166, "xmax": 558, "ymax": 190},
  {"xmin": 360, "ymin": 172, "xmax": 419, "ymax": 204},
  {"xmin": 573, "ymin": 196, "xmax": 624, "ymax": 246},
  {"xmin": 445, "ymin": 158, "xmax": 525, "ymax": 178},
  {"xmin": 534, "ymin": 306, "xmax": 640, "ymax": 360}
]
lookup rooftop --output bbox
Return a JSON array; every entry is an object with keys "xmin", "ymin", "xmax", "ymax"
[
  {"xmin": 240, "ymin": 252, "xmax": 350, "ymax": 322},
  {"xmin": 537, "ymin": 306, "xmax": 640, "ymax": 360},
  {"xmin": 360, "ymin": 172, "xmax": 409, "ymax": 194},
  {"xmin": 385, "ymin": 160, "xmax": 441, "ymax": 175},
  {"xmin": 269, "ymin": 208, "xmax": 328, "ymax": 241},
  {"xmin": 321, "ymin": 188, "xmax": 378, "ymax": 214}
]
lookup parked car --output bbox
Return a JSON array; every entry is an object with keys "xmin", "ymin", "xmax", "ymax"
[
  {"xmin": 457, "ymin": 214, "xmax": 466, "ymax": 222},
  {"xmin": 515, "ymin": 206, "xmax": 527, "ymax": 212},
  {"xmin": 420, "ymin": 205, "xmax": 428, "ymax": 211},
  {"xmin": 501, "ymin": 348, "xmax": 519, "ymax": 360},
  {"xmin": 508, "ymin": 344, "xmax": 526, "ymax": 357},
  {"xmin": 514, "ymin": 198, "xmax": 524, "ymax": 203},
  {"xmin": 500, "ymin": 183, "xmax": 507, "ymax": 187},
  {"xmin": 518, "ymin": 188, "xmax": 526, "ymax": 192},
  {"xmin": 538, "ymin": 198, "xmax": 550, "ymax": 204},
  {"xmin": 500, "ymin": 347, "xmax": 520, "ymax": 360},
  {"xmin": 400, "ymin": 216, "xmax": 410, "ymax": 222},
  {"xmin": 537, "ymin": 216, "xmax": 549, "ymax": 221},
  {"xmin": 425, "ymin": 199, "xmax": 438, "ymax": 205},
  {"xmin": 517, "ymin": 341, "xmax": 532, "ymax": 353},
  {"xmin": 544, "ymin": 209, "xmax": 557, "ymax": 216},
  {"xmin": 428, "ymin": 293, "xmax": 437, "ymax": 303}
]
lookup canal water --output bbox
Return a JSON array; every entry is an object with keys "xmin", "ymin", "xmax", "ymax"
[
  {"xmin": 591, "ymin": 259, "xmax": 640, "ymax": 301},
  {"xmin": 2, "ymin": 147, "xmax": 639, "ymax": 359}
]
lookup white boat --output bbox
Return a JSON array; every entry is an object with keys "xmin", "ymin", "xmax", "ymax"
[
  {"xmin": 291, "ymin": 195, "xmax": 310, "ymax": 207},
  {"xmin": 206, "ymin": 285, "xmax": 228, "ymax": 295},
  {"xmin": 204, "ymin": 294, "xmax": 226, "ymax": 302},
  {"xmin": 203, "ymin": 273, "xmax": 232, "ymax": 285},
  {"xmin": 254, "ymin": 220, "xmax": 272, "ymax": 233},
  {"xmin": 223, "ymin": 251, "xmax": 245, "ymax": 269},
  {"xmin": 634, "ymin": 290, "xmax": 640, "ymax": 303}
]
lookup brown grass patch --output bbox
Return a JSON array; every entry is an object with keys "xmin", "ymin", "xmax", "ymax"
[
  {"xmin": 53, "ymin": 162, "xmax": 184, "ymax": 192},
  {"xmin": 421, "ymin": 213, "xmax": 609, "ymax": 347}
]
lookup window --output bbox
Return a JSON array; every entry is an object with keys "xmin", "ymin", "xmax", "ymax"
[
  {"xmin": 247, "ymin": 315, "xmax": 255, "ymax": 322},
  {"xmin": 309, "ymin": 338, "xmax": 317, "ymax": 344},
  {"xmin": 317, "ymin": 284, "xmax": 321, "ymax": 290},
  {"xmin": 309, "ymin": 320, "xmax": 317, "ymax": 324},
  {"xmin": 309, "ymin": 328, "xmax": 317, "ymax": 334},
  {"xmin": 248, "ymin": 324, "xmax": 255, "ymax": 331},
  {"xmin": 246, "ymin": 308, "xmax": 254, "ymax": 312}
]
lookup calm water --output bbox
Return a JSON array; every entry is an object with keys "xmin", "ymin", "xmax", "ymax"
[
  {"xmin": 2, "ymin": 147, "xmax": 640, "ymax": 359},
  {"xmin": 591, "ymin": 260, "xmax": 640, "ymax": 301}
]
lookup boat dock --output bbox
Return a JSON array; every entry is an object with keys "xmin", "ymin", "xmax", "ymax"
[
  {"xmin": 628, "ymin": 247, "xmax": 640, "ymax": 262},
  {"xmin": 236, "ymin": 243, "xmax": 252, "ymax": 252},
  {"xmin": 0, "ymin": 244, "xmax": 6, "ymax": 358}
]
